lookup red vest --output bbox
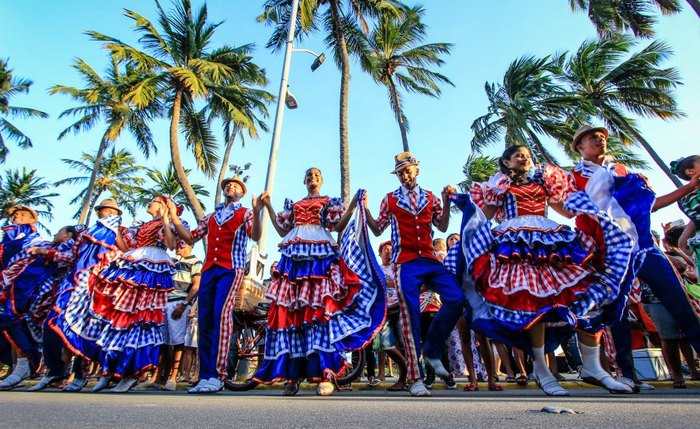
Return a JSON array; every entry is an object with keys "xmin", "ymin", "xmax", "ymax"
[
  {"xmin": 387, "ymin": 191, "xmax": 438, "ymax": 264},
  {"xmin": 202, "ymin": 208, "xmax": 248, "ymax": 272}
]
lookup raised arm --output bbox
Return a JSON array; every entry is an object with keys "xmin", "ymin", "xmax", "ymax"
[
  {"xmin": 363, "ymin": 193, "xmax": 387, "ymax": 237},
  {"xmin": 161, "ymin": 209, "xmax": 176, "ymax": 250},
  {"xmin": 333, "ymin": 192, "xmax": 359, "ymax": 233},
  {"xmin": 437, "ymin": 186, "xmax": 456, "ymax": 233},
  {"xmin": 250, "ymin": 192, "xmax": 265, "ymax": 242},
  {"xmin": 166, "ymin": 198, "xmax": 197, "ymax": 245},
  {"xmin": 652, "ymin": 171, "xmax": 700, "ymax": 212},
  {"xmin": 264, "ymin": 194, "xmax": 291, "ymax": 238},
  {"xmin": 549, "ymin": 201, "xmax": 575, "ymax": 219}
]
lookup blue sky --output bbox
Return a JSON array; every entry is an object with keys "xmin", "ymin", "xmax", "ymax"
[{"xmin": 3, "ymin": 1, "xmax": 699, "ymax": 261}]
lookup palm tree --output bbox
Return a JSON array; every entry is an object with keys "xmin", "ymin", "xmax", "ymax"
[
  {"xmin": 204, "ymin": 47, "xmax": 273, "ymax": 205},
  {"xmin": 0, "ymin": 168, "xmax": 58, "ymax": 224},
  {"xmin": 259, "ymin": 0, "xmax": 403, "ymax": 203},
  {"xmin": 553, "ymin": 35, "xmax": 684, "ymax": 186},
  {"xmin": 0, "ymin": 59, "xmax": 48, "ymax": 162},
  {"xmin": 87, "ymin": 0, "xmax": 269, "ymax": 220},
  {"xmin": 132, "ymin": 163, "xmax": 209, "ymax": 216},
  {"xmin": 458, "ymin": 153, "xmax": 500, "ymax": 193},
  {"xmin": 568, "ymin": 0, "xmax": 697, "ymax": 37},
  {"xmin": 50, "ymin": 58, "xmax": 161, "ymax": 224},
  {"xmin": 55, "ymin": 148, "xmax": 145, "ymax": 224},
  {"xmin": 358, "ymin": 5, "xmax": 453, "ymax": 152},
  {"xmin": 470, "ymin": 55, "xmax": 578, "ymax": 165}
]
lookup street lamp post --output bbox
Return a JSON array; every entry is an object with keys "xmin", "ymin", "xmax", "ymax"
[{"xmin": 257, "ymin": 0, "xmax": 324, "ymax": 254}]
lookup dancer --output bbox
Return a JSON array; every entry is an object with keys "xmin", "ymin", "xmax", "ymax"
[
  {"xmin": 364, "ymin": 152, "xmax": 466, "ymax": 397},
  {"xmin": 0, "ymin": 210, "xmax": 76, "ymax": 390},
  {"xmin": 37, "ymin": 199, "xmax": 123, "ymax": 392},
  {"xmin": 254, "ymin": 168, "xmax": 385, "ymax": 396},
  {"xmin": 88, "ymin": 196, "xmax": 181, "ymax": 392},
  {"xmin": 461, "ymin": 145, "xmax": 634, "ymax": 396},
  {"xmin": 570, "ymin": 127, "xmax": 700, "ymax": 391},
  {"xmin": 169, "ymin": 176, "xmax": 263, "ymax": 394}
]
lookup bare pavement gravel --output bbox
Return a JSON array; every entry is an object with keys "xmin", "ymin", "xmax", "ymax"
[{"xmin": 1, "ymin": 386, "xmax": 700, "ymax": 429}]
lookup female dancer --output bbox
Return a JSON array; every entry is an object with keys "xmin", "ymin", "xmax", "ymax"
[
  {"xmin": 673, "ymin": 156, "xmax": 700, "ymax": 270},
  {"xmin": 254, "ymin": 168, "xmax": 385, "ymax": 396},
  {"xmin": 462, "ymin": 145, "xmax": 633, "ymax": 396},
  {"xmin": 89, "ymin": 196, "xmax": 182, "ymax": 392}
]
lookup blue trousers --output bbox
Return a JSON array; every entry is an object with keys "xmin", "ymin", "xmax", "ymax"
[
  {"xmin": 198, "ymin": 266, "xmax": 244, "ymax": 381},
  {"xmin": 610, "ymin": 247, "xmax": 700, "ymax": 380},
  {"xmin": 395, "ymin": 258, "xmax": 465, "ymax": 381}
]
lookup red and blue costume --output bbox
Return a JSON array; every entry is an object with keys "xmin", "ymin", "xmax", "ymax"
[
  {"xmin": 87, "ymin": 219, "xmax": 180, "ymax": 379},
  {"xmin": 255, "ymin": 193, "xmax": 385, "ymax": 383},
  {"xmin": 46, "ymin": 215, "xmax": 121, "ymax": 377},
  {"xmin": 0, "ymin": 226, "xmax": 73, "ymax": 371},
  {"xmin": 187, "ymin": 202, "xmax": 255, "ymax": 381},
  {"xmin": 570, "ymin": 160, "xmax": 700, "ymax": 378},
  {"xmin": 374, "ymin": 186, "xmax": 465, "ymax": 381},
  {"xmin": 461, "ymin": 165, "xmax": 634, "ymax": 353}
]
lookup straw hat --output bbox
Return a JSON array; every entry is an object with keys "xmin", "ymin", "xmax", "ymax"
[
  {"xmin": 571, "ymin": 125, "xmax": 609, "ymax": 152},
  {"xmin": 391, "ymin": 152, "xmax": 420, "ymax": 174},
  {"xmin": 94, "ymin": 198, "xmax": 123, "ymax": 215},
  {"xmin": 7, "ymin": 205, "xmax": 38, "ymax": 222},
  {"xmin": 220, "ymin": 176, "xmax": 247, "ymax": 195}
]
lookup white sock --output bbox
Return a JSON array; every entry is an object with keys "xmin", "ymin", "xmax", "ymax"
[
  {"xmin": 579, "ymin": 343, "xmax": 606, "ymax": 377},
  {"xmin": 531, "ymin": 346, "xmax": 551, "ymax": 379},
  {"xmin": 13, "ymin": 358, "xmax": 30, "ymax": 377}
]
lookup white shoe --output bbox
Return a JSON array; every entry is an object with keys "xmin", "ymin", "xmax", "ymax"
[
  {"xmin": 62, "ymin": 378, "xmax": 88, "ymax": 392},
  {"xmin": 535, "ymin": 375, "xmax": 570, "ymax": 397},
  {"xmin": 27, "ymin": 375, "xmax": 63, "ymax": 391},
  {"xmin": 409, "ymin": 380, "xmax": 432, "ymax": 397},
  {"xmin": 110, "ymin": 377, "xmax": 137, "ymax": 393},
  {"xmin": 581, "ymin": 369, "xmax": 633, "ymax": 394},
  {"xmin": 92, "ymin": 376, "xmax": 111, "ymax": 392},
  {"xmin": 163, "ymin": 379, "xmax": 177, "ymax": 391},
  {"xmin": 423, "ymin": 357, "xmax": 450, "ymax": 378},
  {"xmin": 188, "ymin": 378, "xmax": 222, "ymax": 394},
  {"xmin": 0, "ymin": 363, "xmax": 31, "ymax": 390}
]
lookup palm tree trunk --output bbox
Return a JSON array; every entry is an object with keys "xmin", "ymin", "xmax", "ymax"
[
  {"xmin": 330, "ymin": 0, "xmax": 352, "ymax": 204},
  {"xmin": 687, "ymin": 0, "xmax": 700, "ymax": 18},
  {"xmin": 215, "ymin": 126, "xmax": 239, "ymax": 206},
  {"xmin": 170, "ymin": 89, "xmax": 206, "ymax": 220},
  {"xmin": 604, "ymin": 106, "xmax": 682, "ymax": 188},
  {"xmin": 85, "ymin": 186, "xmax": 105, "ymax": 226},
  {"xmin": 77, "ymin": 133, "xmax": 109, "ymax": 224},
  {"xmin": 388, "ymin": 78, "xmax": 410, "ymax": 152},
  {"xmin": 523, "ymin": 127, "xmax": 558, "ymax": 166}
]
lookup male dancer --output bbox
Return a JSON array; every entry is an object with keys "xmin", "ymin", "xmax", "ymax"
[
  {"xmin": 569, "ymin": 125, "xmax": 700, "ymax": 390},
  {"xmin": 364, "ymin": 152, "xmax": 465, "ymax": 397},
  {"xmin": 170, "ymin": 177, "xmax": 263, "ymax": 394}
]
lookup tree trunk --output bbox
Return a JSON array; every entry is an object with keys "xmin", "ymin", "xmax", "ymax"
[
  {"xmin": 687, "ymin": 0, "xmax": 700, "ymax": 18},
  {"xmin": 604, "ymin": 106, "xmax": 682, "ymax": 188},
  {"xmin": 330, "ymin": 0, "xmax": 352, "ymax": 204},
  {"xmin": 215, "ymin": 127, "xmax": 239, "ymax": 206},
  {"xmin": 84, "ymin": 186, "xmax": 105, "ymax": 226},
  {"xmin": 388, "ymin": 78, "xmax": 410, "ymax": 152},
  {"xmin": 524, "ymin": 126, "xmax": 558, "ymax": 166},
  {"xmin": 77, "ymin": 133, "xmax": 110, "ymax": 224},
  {"xmin": 170, "ymin": 89, "xmax": 206, "ymax": 220}
]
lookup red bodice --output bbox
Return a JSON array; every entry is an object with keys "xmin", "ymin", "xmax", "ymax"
[
  {"xmin": 293, "ymin": 196, "xmax": 329, "ymax": 227},
  {"xmin": 510, "ymin": 182, "xmax": 547, "ymax": 216},
  {"xmin": 134, "ymin": 220, "xmax": 162, "ymax": 248}
]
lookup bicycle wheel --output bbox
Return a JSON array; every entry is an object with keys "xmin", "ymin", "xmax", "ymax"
[{"xmin": 335, "ymin": 349, "xmax": 366, "ymax": 384}]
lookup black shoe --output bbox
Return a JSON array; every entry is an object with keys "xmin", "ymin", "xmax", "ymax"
[
  {"xmin": 424, "ymin": 372, "xmax": 435, "ymax": 389},
  {"xmin": 444, "ymin": 375, "xmax": 457, "ymax": 390}
]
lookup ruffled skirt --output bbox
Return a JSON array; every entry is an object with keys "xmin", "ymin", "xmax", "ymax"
[
  {"xmin": 255, "ymin": 202, "xmax": 386, "ymax": 383},
  {"xmin": 90, "ymin": 246, "xmax": 173, "ymax": 378},
  {"xmin": 462, "ymin": 191, "xmax": 634, "ymax": 353}
]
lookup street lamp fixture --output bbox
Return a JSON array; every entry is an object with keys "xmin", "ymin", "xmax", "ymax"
[{"xmin": 285, "ymin": 87, "xmax": 298, "ymax": 109}]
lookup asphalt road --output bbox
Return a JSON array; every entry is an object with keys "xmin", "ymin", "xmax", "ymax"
[{"xmin": 1, "ymin": 387, "xmax": 699, "ymax": 429}]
